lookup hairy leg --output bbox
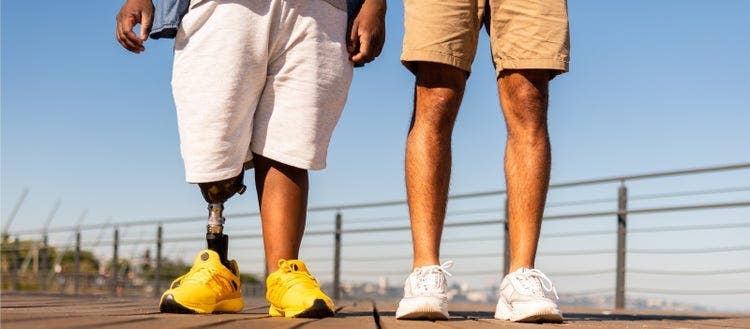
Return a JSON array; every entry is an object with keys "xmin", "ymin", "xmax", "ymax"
[
  {"xmin": 406, "ymin": 62, "xmax": 467, "ymax": 269},
  {"xmin": 498, "ymin": 69, "xmax": 552, "ymax": 272},
  {"xmin": 254, "ymin": 154, "xmax": 309, "ymax": 273}
]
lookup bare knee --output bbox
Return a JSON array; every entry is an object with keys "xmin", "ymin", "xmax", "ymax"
[
  {"xmin": 412, "ymin": 62, "xmax": 468, "ymax": 132},
  {"xmin": 253, "ymin": 156, "xmax": 308, "ymax": 200},
  {"xmin": 499, "ymin": 70, "xmax": 551, "ymax": 138},
  {"xmin": 254, "ymin": 154, "xmax": 307, "ymax": 178}
]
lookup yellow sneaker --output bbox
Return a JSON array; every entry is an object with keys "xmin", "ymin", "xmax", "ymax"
[
  {"xmin": 159, "ymin": 249, "xmax": 244, "ymax": 314},
  {"xmin": 266, "ymin": 259, "xmax": 335, "ymax": 318}
]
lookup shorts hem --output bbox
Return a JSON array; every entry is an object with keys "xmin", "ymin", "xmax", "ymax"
[
  {"xmin": 251, "ymin": 146, "xmax": 326, "ymax": 171},
  {"xmin": 401, "ymin": 49, "xmax": 473, "ymax": 75},
  {"xmin": 496, "ymin": 58, "xmax": 569, "ymax": 77},
  {"xmin": 185, "ymin": 166, "xmax": 245, "ymax": 184}
]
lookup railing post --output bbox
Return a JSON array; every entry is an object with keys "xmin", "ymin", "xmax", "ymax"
[
  {"xmin": 112, "ymin": 228, "xmax": 119, "ymax": 296},
  {"xmin": 154, "ymin": 225, "xmax": 163, "ymax": 297},
  {"xmin": 615, "ymin": 182, "xmax": 628, "ymax": 309},
  {"xmin": 11, "ymin": 235, "xmax": 20, "ymax": 291},
  {"xmin": 40, "ymin": 234, "xmax": 49, "ymax": 291},
  {"xmin": 503, "ymin": 197, "xmax": 510, "ymax": 276},
  {"xmin": 74, "ymin": 230, "xmax": 81, "ymax": 294},
  {"xmin": 333, "ymin": 211, "xmax": 342, "ymax": 300}
]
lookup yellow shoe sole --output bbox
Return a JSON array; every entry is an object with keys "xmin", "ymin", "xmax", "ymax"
[
  {"xmin": 268, "ymin": 299, "xmax": 334, "ymax": 318},
  {"xmin": 160, "ymin": 293, "xmax": 244, "ymax": 314}
]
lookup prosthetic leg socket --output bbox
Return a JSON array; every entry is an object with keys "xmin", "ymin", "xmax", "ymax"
[{"xmin": 199, "ymin": 172, "xmax": 246, "ymax": 270}]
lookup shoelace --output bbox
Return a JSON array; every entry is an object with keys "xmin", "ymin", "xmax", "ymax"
[
  {"xmin": 183, "ymin": 266, "xmax": 233, "ymax": 294},
  {"xmin": 412, "ymin": 261, "xmax": 454, "ymax": 295},
  {"xmin": 277, "ymin": 260, "xmax": 318, "ymax": 286},
  {"xmin": 515, "ymin": 269, "xmax": 559, "ymax": 299}
]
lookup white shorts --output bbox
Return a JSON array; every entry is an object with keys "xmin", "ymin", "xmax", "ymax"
[{"xmin": 172, "ymin": 0, "xmax": 353, "ymax": 183}]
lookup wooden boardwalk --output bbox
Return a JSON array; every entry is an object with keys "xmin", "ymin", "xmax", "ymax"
[{"xmin": 1, "ymin": 292, "xmax": 748, "ymax": 328}]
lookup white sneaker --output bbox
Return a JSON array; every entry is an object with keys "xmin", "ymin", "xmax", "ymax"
[
  {"xmin": 395, "ymin": 261, "xmax": 453, "ymax": 320},
  {"xmin": 494, "ymin": 268, "xmax": 563, "ymax": 323}
]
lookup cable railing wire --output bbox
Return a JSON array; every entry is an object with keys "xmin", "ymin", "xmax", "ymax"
[
  {"xmin": 311, "ymin": 184, "xmax": 750, "ymax": 226},
  {"xmin": 628, "ymin": 245, "xmax": 750, "ymax": 254},
  {"xmin": 339, "ymin": 268, "xmax": 615, "ymax": 277},
  {"xmin": 629, "ymin": 185, "xmax": 750, "ymax": 202},
  {"xmin": 629, "ymin": 267, "xmax": 750, "ymax": 276},
  {"xmin": 628, "ymin": 222, "xmax": 750, "ymax": 234},
  {"xmin": 20, "ymin": 221, "xmax": 750, "ymax": 252},
  {"xmin": 562, "ymin": 288, "xmax": 614, "ymax": 296},
  {"xmin": 11, "ymin": 162, "xmax": 748, "ymax": 235},
  {"xmin": 630, "ymin": 288, "xmax": 750, "ymax": 295},
  {"xmin": 539, "ymin": 249, "xmax": 614, "ymax": 256}
]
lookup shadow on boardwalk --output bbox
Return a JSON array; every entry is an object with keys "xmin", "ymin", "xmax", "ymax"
[{"xmin": 1, "ymin": 292, "xmax": 748, "ymax": 328}]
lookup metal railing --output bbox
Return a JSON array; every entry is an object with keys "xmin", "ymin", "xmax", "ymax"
[{"xmin": 2, "ymin": 162, "xmax": 749, "ymax": 310}]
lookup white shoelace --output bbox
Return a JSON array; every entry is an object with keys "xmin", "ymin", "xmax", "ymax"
[
  {"xmin": 514, "ymin": 269, "xmax": 559, "ymax": 299},
  {"xmin": 412, "ymin": 261, "xmax": 454, "ymax": 295}
]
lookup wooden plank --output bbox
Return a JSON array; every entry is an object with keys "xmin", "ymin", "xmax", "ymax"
[
  {"xmin": 180, "ymin": 301, "xmax": 374, "ymax": 329},
  {"xmin": 375, "ymin": 300, "xmax": 442, "ymax": 329},
  {"xmin": 209, "ymin": 317, "xmax": 316, "ymax": 329},
  {"xmin": 375, "ymin": 300, "xmax": 509, "ymax": 329},
  {"xmin": 2, "ymin": 294, "xmax": 749, "ymax": 329},
  {"xmin": 299, "ymin": 300, "xmax": 378, "ymax": 329},
  {"xmin": 0, "ymin": 294, "xmax": 273, "ymax": 329},
  {"xmin": 1, "ymin": 315, "xmax": 160, "ymax": 329}
]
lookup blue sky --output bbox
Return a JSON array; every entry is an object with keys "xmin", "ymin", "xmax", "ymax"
[{"xmin": 2, "ymin": 1, "xmax": 749, "ymax": 311}]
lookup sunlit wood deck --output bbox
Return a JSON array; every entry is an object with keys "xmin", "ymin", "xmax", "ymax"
[{"xmin": 1, "ymin": 292, "xmax": 748, "ymax": 328}]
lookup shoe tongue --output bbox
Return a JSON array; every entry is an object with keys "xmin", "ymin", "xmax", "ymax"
[
  {"xmin": 514, "ymin": 268, "xmax": 543, "ymax": 293},
  {"xmin": 413, "ymin": 266, "xmax": 442, "ymax": 292},
  {"xmin": 193, "ymin": 249, "xmax": 223, "ymax": 268},
  {"xmin": 284, "ymin": 259, "xmax": 309, "ymax": 273}
]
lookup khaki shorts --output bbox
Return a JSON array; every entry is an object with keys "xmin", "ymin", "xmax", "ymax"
[{"xmin": 402, "ymin": 0, "xmax": 570, "ymax": 77}]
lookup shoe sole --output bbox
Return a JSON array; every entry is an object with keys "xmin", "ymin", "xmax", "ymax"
[
  {"xmin": 495, "ymin": 298, "xmax": 562, "ymax": 323},
  {"xmin": 396, "ymin": 298, "xmax": 449, "ymax": 320},
  {"xmin": 159, "ymin": 294, "xmax": 244, "ymax": 314},
  {"xmin": 160, "ymin": 294, "xmax": 196, "ymax": 314},
  {"xmin": 513, "ymin": 313, "xmax": 563, "ymax": 323},
  {"xmin": 396, "ymin": 310, "xmax": 449, "ymax": 320},
  {"xmin": 270, "ymin": 299, "xmax": 335, "ymax": 318}
]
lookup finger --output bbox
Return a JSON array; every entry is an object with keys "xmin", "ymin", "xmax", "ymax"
[
  {"xmin": 373, "ymin": 31, "xmax": 385, "ymax": 58},
  {"xmin": 120, "ymin": 23, "xmax": 142, "ymax": 52},
  {"xmin": 352, "ymin": 33, "xmax": 373, "ymax": 64},
  {"xmin": 115, "ymin": 20, "xmax": 125, "ymax": 47},
  {"xmin": 120, "ymin": 28, "xmax": 140, "ymax": 52},
  {"xmin": 346, "ymin": 22, "xmax": 353, "ymax": 51},
  {"xmin": 122, "ymin": 15, "xmax": 144, "ymax": 52},
  {"xmin": 115, "ymin": 20, "xmax": 134, "ymax": 52},
  {"xmin": 348, "ymin": 21, "xmax": 359, "ymax": 54},
  {"xmin": 140, "ymin": 10, "xmax": 153, "ymax": 42}
]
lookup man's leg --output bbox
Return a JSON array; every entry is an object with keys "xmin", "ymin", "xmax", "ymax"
[
  {"xmin": 493, "ymin": 69, "xmax": 562, "ymax": 323},
  {"xmin": 253, "ymin": 154, "xmax": 308, "ymax": 274},
  {"xmin": 498, "ymin": 69, "xmax": 551, "ymax": 272},
  {"xmin": 254, "ymin": 154, "xmax": 335, "ymax": 318},
  {"xmin": 406, "ymin": 62, "xmax": 467, "ymax": 269},
  {"xmin": 396, "ymin": 62, "xmax": 465, "ymax": 320},
  {"xmin": 246, "ymin": 0, "xmax": 349, "ymax": 318}
]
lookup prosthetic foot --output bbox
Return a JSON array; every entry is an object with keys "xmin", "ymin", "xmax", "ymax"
[
  {"xmin": 199, "ymin": 172, "xmax": 247, "ymax": 270},
  {"xmin": 158, "ymin": 172, "xmax": 247, "ymax": 314}
]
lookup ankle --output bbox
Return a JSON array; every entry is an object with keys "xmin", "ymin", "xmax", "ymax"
[
  {"xmin": 508, "ymin": 263, "xmax": 534, "ymax": 274},
  {"xmin": 412, "ymin": 260, "xmax": 440, "ymax": 271}
]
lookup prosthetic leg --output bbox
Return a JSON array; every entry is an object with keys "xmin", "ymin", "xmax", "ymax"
[
  {"xmin": 159, "ymin": 172, "xmax": 247, "ymax": 314},
  {"xmin": 199, "ymin": 171, "xmax": 247, "ymax": 270}
]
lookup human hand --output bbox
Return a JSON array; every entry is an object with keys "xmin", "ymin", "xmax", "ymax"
[
  {"xmin": 348, "ymin": 0, "xmax": 386, "ymax": 66},
  {"xmin": 115, "ymin": 0, "xmax": 154, "ymax": 53}
]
